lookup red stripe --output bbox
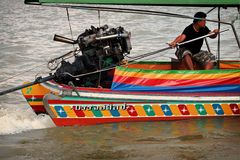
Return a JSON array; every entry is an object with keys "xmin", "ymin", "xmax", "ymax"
[
  {"xmin": 30, "ymin": 105, "xmax": 46, "ymax": 114},
  {"xmin": 126, "ymin": 105, "xmax": 138, "ymax": 116},
  {"xmin": 51, "ymin": 115, "xmax": 239, "ymax": 126},
  {"xmin": 230, "ymin": 104, "xmax": 240, "ymax": 114},
  {"xmin": 73, "ymin": 106, "xmax": 85, "ymax": 117},
  {"xmin": 52, "ymin": 117, "xmax": 188, "ymax": 126},
  {"xmin": 178, "ymin": 104, "xmax": 190, "ymax": 115},
  {"xmin": 113, "ymin": 75, "xmax": 240, "ymax": 87}
]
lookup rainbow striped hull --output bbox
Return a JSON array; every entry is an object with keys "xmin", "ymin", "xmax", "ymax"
[
  {"xmin": 44, "ymin": 93, "xmax": 240, "ymax": 126},
  {"xmin": 21, "ymin": 79, "xmax": 240, "ymax": 126}
]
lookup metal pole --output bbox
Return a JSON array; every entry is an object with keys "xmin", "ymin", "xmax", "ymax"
[
  {"xmin": 205, "ymin": 38, "xmax": 211, "ymax": 53},
  {"xmin": 0, "ymin": 75, "xmax": 55, "ymax": 96},
  {"xmin": 217, "ymin": 7, "xmax": 221, "ymax": 69}
]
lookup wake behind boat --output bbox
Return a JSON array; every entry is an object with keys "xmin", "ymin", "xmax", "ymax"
[{"xmin": 1, "ymin": 0, "xmax": 240, "ymax": 126}]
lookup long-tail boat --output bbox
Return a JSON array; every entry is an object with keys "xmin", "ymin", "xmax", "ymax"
[{"xmin": 1, "ymin": 0, "xmax": 239, "ymax": 126}]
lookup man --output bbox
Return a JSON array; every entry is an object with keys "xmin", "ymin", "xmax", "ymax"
[{"xmin": 169, "ymin": 12, "xmax": 219, "ymax": 70}]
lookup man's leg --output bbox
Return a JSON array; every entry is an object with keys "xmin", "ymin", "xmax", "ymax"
[
  {"xmin": 183, "ymin": 54, "xmax": 194, "ymax": 70},
  {"xmin": 193, "ymin": 51, "xmax": 215, "ymax": 70},
  {"xmin": 204, "ymin": 62, "xmax": 214, "ymax": 70}
]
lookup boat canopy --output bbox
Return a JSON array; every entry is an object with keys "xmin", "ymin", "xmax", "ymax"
[{"xmin": 25, "ymin": 0, "xmax": 240, "ymax": 7}]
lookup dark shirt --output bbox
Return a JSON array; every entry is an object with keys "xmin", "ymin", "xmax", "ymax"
[{"xmin": 180, "ymin": 23, "xmax": 210, "ymax": 54}]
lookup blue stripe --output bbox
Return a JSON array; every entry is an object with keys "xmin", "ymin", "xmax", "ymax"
[
  {"xmin": 212, "ymin": 104, "xmax": 224, "ymax": 115},
  {"xmin": 161, "ymin": 105, "xmax": 172, "ymax": 116},
  {"xmin": 110, "ymin": 109, "xmax": 120, "ymax": 117},
  {"xmin": 111, "ymin": 82, "xmax": 240, "ymax": 93},
  {"xmin": 54, "ymin": 106, "xmax": 67, "ymax": 117}
]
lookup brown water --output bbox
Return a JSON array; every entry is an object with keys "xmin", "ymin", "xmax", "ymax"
[
  {"xmin": 0, "ymin": 0, "xmax": 240, "ymax": 159},
  {"xmin": 1, "ymin": 118, "xmax": 240, "ymax": 160}
]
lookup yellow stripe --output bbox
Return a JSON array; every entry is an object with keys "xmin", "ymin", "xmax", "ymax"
[
  {"xmin": 83, "ymin": 110, "xmax": 94, "ymax": 117},
  {"xmin": 63, "ymin": 106, "xmax": 77, "ymax": 118},
  {"xmin": 118, "ymin": 108, "xmax": 130, "ymax": 117},
  {"xmin": 28, "ymin": 101, "xmax": 43, "ymax": 106},
  {"xmin": 204, "ymin": 104, "xmax": 216, "ymax": 115},
  {"xmin": 22, "ymin": 83, "xmax": 52, "ymax": 95},
  {"xmin": 115, "ymin": 70, "xmax": 239, "ymax": 80},
  {"xmin": 152, "ymin": 104, "xmax": 164, "ymax": 116},
  {"xmin": 134, "ymin": 105, "xmax": 146, "ymax": 116},
  {"xmin": 100, "ymin": 106, "xmax": 112, "ymax": 117},
  {"xmin": 170, "ymin": 104, "xmax": 182, "ymax": 116},
  {"xmin": 220, "ymin": 63, "xmax": 240, "ymax": 69},
  {"xmin": 187, "ymin": 104, "xmax": 199, "ymax": 115},
  {"xmin": 221, "ymin": 104, "xmax": 233, "ymax": 115},
  {"xmin": 50, "ymin": 106, "xmax": 59, "ymax": 118}
]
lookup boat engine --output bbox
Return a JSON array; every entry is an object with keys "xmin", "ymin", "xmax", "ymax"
[{"xmin": 53, "ymin": 25, "xmax": 131, "ymax": 87}]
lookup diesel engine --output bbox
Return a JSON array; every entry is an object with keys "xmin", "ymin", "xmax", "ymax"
[{"xmin": 52, "ymin": 25, "xmax": 131, "ymax": 87}]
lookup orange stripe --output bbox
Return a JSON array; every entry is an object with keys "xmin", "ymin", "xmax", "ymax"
[
  {"xmin": 152, "ymin": 104, "xmax": 164, "ymax": 116},
  {"xmin": 128, "ymin": 64, "xmax": 172, "ymax": 70},
  {"xmin": 115, "ymin": 69, "xmax": 239, "ymax": 80},
  {"xmin": 221, "ymin": 104, "xmax": 233, "ymax": 115},
  {"xmin": 187, "ymin": 104, "xmax": 199, "ymax": 115},
  {"xmin": 50, "ymin": 106, "xmax": 59, "ymax": 118},
  {"xmin": 204, "ymin": 104, "xmax": 216, "ymax": 115},
  {"xmin": 118, "ymin": 108, "xmax": 130, "ymax": 117},
  {"xmin": 134, "ymin": 105, "xmax": 147, "ymax": 116},
  {"xmin": 63, "ymin": 106, "xmax": 77, "ymax": 118},
  {"xmin": 101, "ymin": 106, "xmax": 112, "ymax": 117},
  {"xmin": 170, "ymin": 104, "xmax": 182, "ymax": 116},
  {"xmin": 28, "ymin": 101, "xmax": 43, "ymax": 106},
  {"xmin": 83, "ymin": 110, "xmax": 94, "ymax": 117}
]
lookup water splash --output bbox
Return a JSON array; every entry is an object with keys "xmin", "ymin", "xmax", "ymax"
[{"xmin": 0, "ymin": 106, "xmax": 55, "ymax": 135}]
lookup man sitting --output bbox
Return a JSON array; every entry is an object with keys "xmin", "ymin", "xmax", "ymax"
[{"xmin": 169, "ymin": 12, "xmax": 219, "ymax": 70}]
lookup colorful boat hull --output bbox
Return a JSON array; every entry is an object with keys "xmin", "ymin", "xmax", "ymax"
[
  {"xmin": 22, "ymin": 61, "xmax": 240, "ymax": 125},
  {"xmin": 43, "ymin": 93, "xmax": 240, "ymax": 126}
]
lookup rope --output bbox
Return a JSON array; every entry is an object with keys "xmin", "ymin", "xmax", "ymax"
[
  {"xmin": 98, "ymin": 10, "xmax": 101, "ymax": 27},
  {"xmin": 0, "ymin": 63, "xmax": 46, "ymax": 84},
  {"xmin": 66, "ymin": 8, "xmax": 75, "ymax": 49},
  {"xmin": 62, "ymin": 47, "xmax": 172, "ymax": 79},
  {"xmin": 206, "ymin": 7, "xmax": 217, "ymax": 14},
  {"xmin": 47, "ymin": 48, "xmax": 80, "ymax": 70},
  {"xmin": 0, "ymin": 48, "xmax": 80, "ymax": 85}
]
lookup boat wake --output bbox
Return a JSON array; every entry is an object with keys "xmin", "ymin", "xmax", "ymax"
[{"xmin": 0, "ymin": 105, "xmax": 55, "ymax": 135}]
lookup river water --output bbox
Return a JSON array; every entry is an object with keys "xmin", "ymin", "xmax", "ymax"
[{"xmin": 0, "ymin": 0, "xmax": 240, "ymax": 159}]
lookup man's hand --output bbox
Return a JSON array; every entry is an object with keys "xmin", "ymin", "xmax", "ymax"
[
  {"xmin": 168, "ymin": 41, "xmax": 177, "ymax": 48},
  {"xmin": 168, "ymin": 34, "xmax": 186, "ymax": 48},
  {"xmin": 209, "ymin": 29, "xmax": 219, "ymax": 38},
  {"xmin": 213, "ymin": 29, "xmax": 220, "ymax": 34}
]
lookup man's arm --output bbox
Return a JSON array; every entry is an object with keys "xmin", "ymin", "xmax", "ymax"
[
  {"xmin": 209, "ymin": 29, "xmax": 219, "ymax": 39},
  {"xmin": 169, "ymin": 34, "xmax": 186, "ymax": 48}
]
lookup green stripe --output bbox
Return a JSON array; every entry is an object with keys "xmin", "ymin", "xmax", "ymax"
[
  {"xmin": 195, "ymin": 104, "xmax": 207, "ymax": 115},
  {"xmin": 116, "ymin": 66, "xmax": 240, "ymax": 74},
  {"xmin": 27, "ymin": 98, "xmax": 43, "ymax": 102},
  {"xmin": 221, "ymin": 61, "xmax": 240, "ymax": 64},
  {"xmin": 132, "ymin": 61, "xmax": 172, "ymax": 65},
  {"xmin": 91, "ymin": 109, "xmax": 103, "ymax": 117},
  {"xmin": 143, "ymin": 105, "xmax": 155, "ymax": 116},
  {"xmin": 25, "ymin": 0, "xmax": 240, "ymax": 6}
]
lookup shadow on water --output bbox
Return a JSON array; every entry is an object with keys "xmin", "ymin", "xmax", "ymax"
[{"xmin": 0, "ymin": 117, "xmax": 240, "ymax": 160}]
